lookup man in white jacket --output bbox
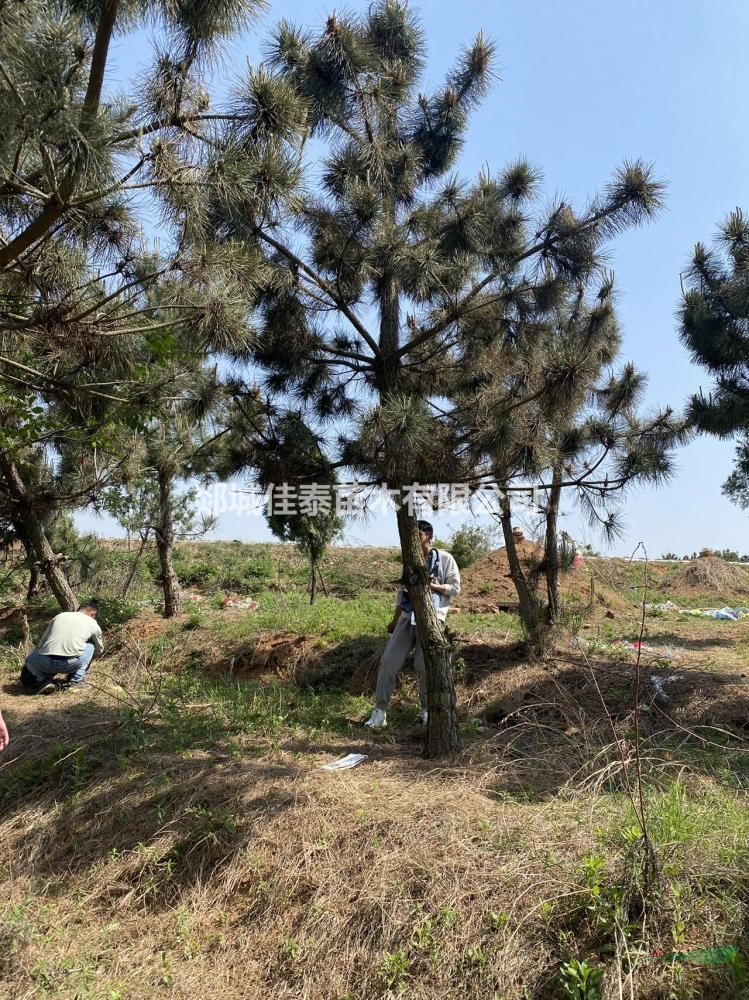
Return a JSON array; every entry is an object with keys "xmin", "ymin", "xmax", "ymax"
[
  {"xmin": 20, "ymin": 600, "xmax": 104, "ymax": 694},
  {"xmin": 365, "ymin": 520, "xmax": 460, "ymax": 729}
]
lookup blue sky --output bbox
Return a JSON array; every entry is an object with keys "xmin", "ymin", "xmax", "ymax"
[{"xmin": 83, "ymin": 0, "xmax": 749, "ymax": 554}]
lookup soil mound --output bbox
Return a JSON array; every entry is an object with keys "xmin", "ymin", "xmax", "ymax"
[
  {"xmin": 456, "ymin": 542, "xmax": 628, "ymax": 614},
  {"xmin": 457, "ymin": 541, "xmax": 542, "ymax": 610},
  {"xmin": 664, "ymin": 556, "xmax": 749, "ymax": 595}
]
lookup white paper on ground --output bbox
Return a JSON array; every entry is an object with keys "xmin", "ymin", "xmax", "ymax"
[{"xmin": 321, "ymin": 753, "xmax": 368, "ymax": 771}]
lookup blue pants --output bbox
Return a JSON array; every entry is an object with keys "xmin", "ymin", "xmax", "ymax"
[{"xmin": 23, "ymin": 642, "xmax": 96, "ymax": 685}]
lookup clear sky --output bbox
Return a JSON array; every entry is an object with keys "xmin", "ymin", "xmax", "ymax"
[{"xmin": 82, "ymin": 0, "xmax": 749, "ymax": 555}]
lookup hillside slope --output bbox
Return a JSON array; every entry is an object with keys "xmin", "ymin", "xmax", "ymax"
[{"xmin": 2, "ymin": 544, "xmax": 749, "ymax": 998}]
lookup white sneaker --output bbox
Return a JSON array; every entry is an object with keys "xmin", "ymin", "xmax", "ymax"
[
  {"xmin": 364, "ymin": 708, "xmax": 387, "ymax": 729},
  {"xmin": 417, "ymin": 709, "xmax": 428, "ymax": 726}
]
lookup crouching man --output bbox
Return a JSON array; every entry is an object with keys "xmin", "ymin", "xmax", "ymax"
[
  {"xmin": 20, "ymin": 600, "xmax": 104, "ymax": 695},
  {"xmin": 364, "ymin": 520, "xmax": 460, "ymax": 729}
]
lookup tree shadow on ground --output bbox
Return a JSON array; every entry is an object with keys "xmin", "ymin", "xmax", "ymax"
[
  {"xmin": 644, "ymin": 631, "xmax": 741, "ymax": 651},
  {"xmin": 0, "ymin": 696, "xmax": 303, "ymax": 914},
  {"xmin": 181, "ymin": 627, "xmax": 749, "ymax": 802},
  {"xmin": 5, "ymin": 627, "xmax": 749, "ymax": 902}
]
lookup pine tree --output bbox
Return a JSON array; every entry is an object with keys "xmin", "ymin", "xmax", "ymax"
[
  {"xmin": 464, "ymin": 279, "xmax": 686, "ymax": 646},
  {"xmin": 679, "ymin": 209, "xmax": 749, "ymax": 503},
  {"xmin": 262, "ymin": 413, "xmax": 344, "ymax": 604},
  {"xmin": 0, "ymin": 0, "xmax": 270, "ymax": 272},
  {"xmin": 101, "ymin": 361, "xmax": 232, "ymax": 617},
  {"xmin": 0, "ymin": 0, "xmax": 281, "ymax": 607},
  {"xmin": 205, "ymin": 1, "xmax": 666, "ymax": 755},
  {"xmin": 722, "ymin": 439, "xmax": 749, "ymax": 511}
]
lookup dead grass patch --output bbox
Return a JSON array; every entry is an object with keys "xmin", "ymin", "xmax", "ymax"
[
  {"xmin": 664, "ymin": 555, "xmax": 749, "ymax": 596},
  {"xmin": 5, "ymin": 554, "xmax": 749, "ymax": 998}
]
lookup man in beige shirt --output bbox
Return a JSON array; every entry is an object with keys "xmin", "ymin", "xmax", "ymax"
[{"xmin": 20, "ymin": 600, "xmax": 104, "ymax": 695}]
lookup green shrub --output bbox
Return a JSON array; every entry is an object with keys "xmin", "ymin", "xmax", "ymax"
[
  {"xmin": 96, "ymin": 597, "xmax": 141, "ymax": 627},
  {"xmin": 439, "ymin": 522, "xmax": 499, "ymax": 569},
  {"xmin": 177, "ymin": 562, "xmax": 219, "ymax": 588},
  {"xmin": 240, "ymin": 555, "xmax": 274, "ymax": 581}
]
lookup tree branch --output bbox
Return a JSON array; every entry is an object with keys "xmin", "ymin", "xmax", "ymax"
[
  {"xmin": 256, "ymin": 229, "xmax": 382, "ymax": 358},
  {"xmin": 0, "ymin": 0, "xmax": 120, "ymax": 271}
]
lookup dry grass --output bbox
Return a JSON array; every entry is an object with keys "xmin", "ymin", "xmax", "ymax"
[
  {"xmin": 0, "ymin": 670, "xmax": 619, "ymax": 1000},
  {"xmin": 4, "ymin": 551, "xmax": 749, "ymax": 998},
  {"xmin": 666, "ymin": 556, "xmax": 749, "ymax": 596},
  {"xmin": 0, "ymin": 646, "xmax": 575, "ymax": 999},
  {"xmin": 4, "ymin": 689, "xmax": 747, "ymax": 999}
]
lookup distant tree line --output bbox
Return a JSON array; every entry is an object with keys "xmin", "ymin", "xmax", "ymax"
[{"xmin": 661, "ymin": 549, "xmax": 749, "ymax": 562}]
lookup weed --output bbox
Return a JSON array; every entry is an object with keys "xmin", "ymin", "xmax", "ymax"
[
  {"xmin": 379, "ymin": 950, "xmax": 409, "ymax": 989},
  {"xmin": 670, "ymin": 882, "xmax": 687, "ymax": 950},
  {"xmin": 559, "ymin": 959, "xmax": 604, "ymax": 999},
  {"xmin": 539, "ymin": 901, "xmax": 555, "ymax": 922},
  {"xmin": 280, "ymin": 936, "xmax": 302, "ymax": 961},
  {"xmin": 0, "ymin": 905, "xmax": 36, "ymax": 974},
  {"xmin": 183, "ymin": 608, "xmax": 206, "ymax": 630},
  {"xmin": 175, "ymin": 908, "xmax": 201, "ymax": 959},
  {"xmin": 575, "ymin": 853, "xmax": 629, "ymax": 939},
  {"xmin": 463, "ymin": 943, "xmax": 489, "ymax": 971},
  {"xmin": 0, "ymin": 744, "xmax": 88, "ymax": 801},
  {"xmin": 453, "ymin": 655, "xmax": 467, "ymax": 682},
  {"xmin": 136, "ymin": 850, "xmax": 178, "ymax": 904},
  {"xmin": 183, "ymin": 803, "xmax": 241, "ymax": 838},
  {"xmin": 410, "ymin": 911, "xmax": 437, "ymax": 956}
]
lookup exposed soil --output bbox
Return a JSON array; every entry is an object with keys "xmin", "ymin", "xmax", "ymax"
[
  {"xmin": 456, "ymin": 543, "xmax": 631, "ymax": 615},
  {"xmin": 214, "ymin": 631, "xmax": 319, "ymax": 683}
]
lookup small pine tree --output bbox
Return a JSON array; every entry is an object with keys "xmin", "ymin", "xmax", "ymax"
[{"xmin": 468, "ymin": 278, "xmax": 686, "ymax": 646}]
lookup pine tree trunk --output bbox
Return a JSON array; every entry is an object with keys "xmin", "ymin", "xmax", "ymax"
[
  {"xmin": 122, "ymin": 530, "xmax": 149, "ymax": 599},
  {"xmin": 544, "ymin": 467, "xmax": 563, "ymax": 624},
  {"xmin": 376, "ymin": 197, "xmax": 402, "ymax": 384},
  {"xmin": 498, "ymin": 494, "xmax": 542, "ymax": 647},
  {"xmin": 309, "ymin": 558, "xmax": 317, "ymax": 604},
  {"xmin": 156, "ymin": 468, "xmax": 181, "ymax": 618},
  {"xmin": 25, "ymin": 547, "xmax": 40, "ymax": 599},
  {"xmin": 17, "ymin": 532, "xmax": 40, "ymax": 599},
  {"xmin": 397, "ymin": 506, "xmax": 460, "ymax": 758},
  {"xmin": 0, "ymin": 455, "xmax": 76, "ymax": 610},
  {"xmin": 374, "ymin": 203, "xmax": 458, "ymax": 755}
]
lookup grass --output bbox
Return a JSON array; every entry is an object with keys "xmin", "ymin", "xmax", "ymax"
[
  {"xmin": 4, "ymin": 541, "xmax": 749, "ymax": 998},
  {"xmin": 160, "ymin": 670, "xmax": 374, "ymax": 742},
  {"xmin": 213, "ymin": 591, "xmax": 395, "ymax": 645}
]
